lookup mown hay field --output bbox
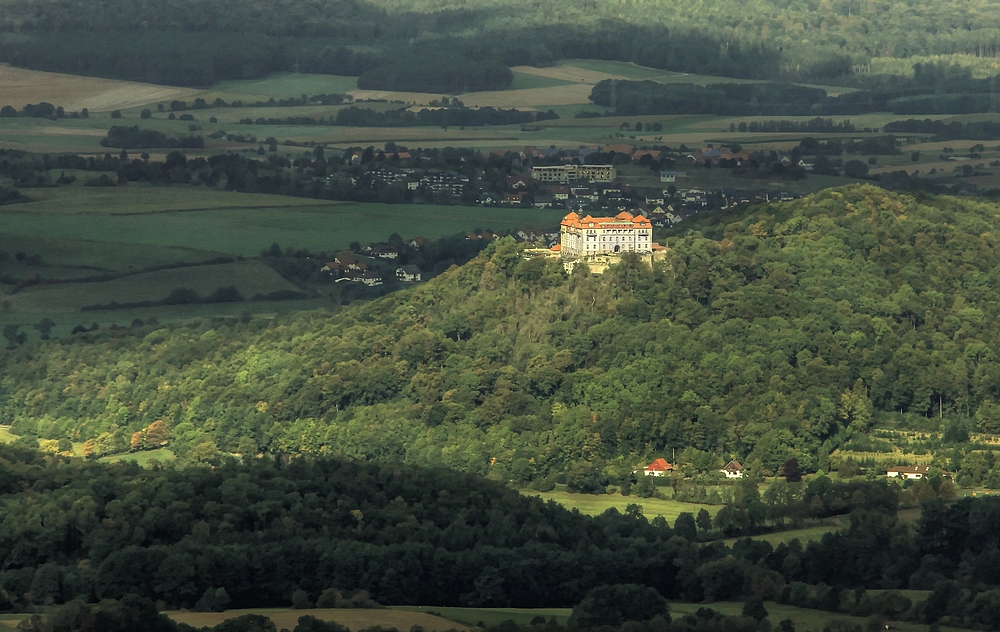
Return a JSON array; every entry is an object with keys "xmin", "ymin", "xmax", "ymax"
[
  {"xmin": 5, "ymin": 260, "xmax": 299, "ymax": 314},
  {"xmin": 167, "ymin": 608, "xmax": 472, "ymax": 632},
  {"xmin": 0, "ymin": 63, "xmax": 197, "ymax": 112}
]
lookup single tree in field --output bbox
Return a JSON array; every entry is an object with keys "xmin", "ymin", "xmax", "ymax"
[{"xmin": 782, "ymin": 458, "xmax": 803, "ymax": 483}]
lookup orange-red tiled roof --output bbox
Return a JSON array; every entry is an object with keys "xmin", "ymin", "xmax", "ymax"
[
  {"xmin": 561, "ymin": 212, "xmax": 652, "ymax": 229},
  {"xmin": 645, "ymin": 458, "xmax": 673, "ymax": 472}
]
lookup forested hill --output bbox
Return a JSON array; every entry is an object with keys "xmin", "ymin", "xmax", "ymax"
[
  {"xmin": 5, "ymin": 0, "xmax": 1000, "ymax": 86},
  {"xmin": 4, "ymin": 184, "xmax": 1000, "ymax": 479}
]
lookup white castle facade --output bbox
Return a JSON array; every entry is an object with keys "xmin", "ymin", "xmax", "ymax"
[{"xmin": 558, "ymin": 211, "xmax": 653, "ymax": 258}]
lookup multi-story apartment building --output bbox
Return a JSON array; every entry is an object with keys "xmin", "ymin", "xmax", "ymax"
[{"xmin": 531, "ymin": 164, "xmax": 616, "ymax": 184}]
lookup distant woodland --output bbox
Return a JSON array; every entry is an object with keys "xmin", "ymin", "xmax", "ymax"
[
  {"xmin": 3, "ymin": 186, "xmax": 1000, "ymax": 483},
  {"xmin": 2, "ymin": 0, "xmax": 998, "ymax": 90},
  {"xmin": 0, "ymin": 441, "xmax": 994, "ymax": 627}
]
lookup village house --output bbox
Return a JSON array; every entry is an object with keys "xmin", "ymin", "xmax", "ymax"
[
  {"xmin": 336, "ymin": 270, "xmax": 383, "ymax": 286},
  {"xmin": 660, "ymin": 171, "xmax": 686, "ymax": 183},
  {"xmin": 643, "ymin": 458, "xmax": 674, "ymax": 477},
  {"xmin": 502, "ymin": 192, "xmax": 527, "ymax": 207},
  {"xmin": 721, "ymin": 460, "xmax": 745, "ymax": 479},
  {"xmin": 886, "ymin": 465, "xmax": 931, "ymax": 480},
  {"xmin": 506, "ymin": 175, "xmax": 530, "ymax": 190},
  {"xmin": 395, "ymin": 265, "xmax": 422, "ymax": 282},
  {"xmin": 369, "ymin": 245, "xmax": 399, "ymax": 259},
  {"xmin": 548, "ymin": 185, "xmax": 570, "ymax": 200}
]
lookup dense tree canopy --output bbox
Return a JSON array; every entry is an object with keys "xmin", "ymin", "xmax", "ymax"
[{"xmin": 3, "ymin": 185, "xmax": 1000, "ymax": 481}]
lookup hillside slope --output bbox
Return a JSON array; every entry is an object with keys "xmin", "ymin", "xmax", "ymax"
[{"xmin": 3, "ymin": 185, "xmax": 1000, "ymax": 478}]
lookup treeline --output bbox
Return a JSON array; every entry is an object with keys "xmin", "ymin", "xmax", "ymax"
[
  {"xmin": 166, "ymin": 94, "xmax": 350, "ymax": 111},
  {"xmin": 5, "ymin": 443, "xmax": 1000, "ymax": 628},
  {"xmin": 100, "ymin": 126, "xmax": 204, "ymax": 149},
  {"xmin": 0, "ymin": 187, "xmax": 30, "ymax": 206},
  {"xmin": 0, "ymin": 102, "xmax": 87, "ymax": 120},
  {"xmin": 233, "ymin": 106, "xmax": 556, "ymax": 128},
  {"xmin": 735, "ymin": 118, "xmax": 858, "ymax": 133},
  {"xmin": 358, "ymin": 53, "xmax": 513, "ymax": 93},
  {"xmin": 596, "ymin": 70, "xmax": 1000, "ymax": 117},
  {"xmin": 590, "ymin": 81, "xmax": 828, "ymax": 116},
  {"xmin": 884, "ymin": 118, "xmax": 1000, "ymax": 140},
  {"xmin": 332, "ymin": 106, "xmax": 557, "ymax": 128}
]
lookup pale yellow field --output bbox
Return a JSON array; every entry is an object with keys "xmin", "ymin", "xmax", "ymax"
[
  {"xmin": 167, "ymin": 608, "xmax": 472, "ymax": 632},
  {"xmin": 0, "ymin": 63, "xmax": 197, "ymax": 112},
  {"xmin": 459, "ymin": 84, "xmax": 594, "ymax": 108}
]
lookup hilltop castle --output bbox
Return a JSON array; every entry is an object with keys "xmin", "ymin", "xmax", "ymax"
[{"xmin": 558, "ymin": 211, "xmax": 653, "ymax": 258}]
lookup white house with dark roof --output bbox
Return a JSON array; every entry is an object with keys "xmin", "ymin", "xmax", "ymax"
[
  {"xmin": 721, "ymin": 460, "xmax": 745, "ymax": 479},
  {"xmin": 886, "ymin": 465, "xmax": 931, "ymax": 480}
]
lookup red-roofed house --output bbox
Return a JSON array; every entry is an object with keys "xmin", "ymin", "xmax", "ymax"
[{"xmin": 643, "ymin": 458, "xmax": 674, "ymax": 477}]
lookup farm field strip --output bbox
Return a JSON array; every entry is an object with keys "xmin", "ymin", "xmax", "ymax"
[
  {"xmin": 0, "ymin": 63, "xmax": 198, "ymax": 112},
  {"xmin": 393, "ymin": 606, "xmax": 571, "ymax": 627},
  {"xmin": 15, "ymin": 187, "xmax": 332, "ymax": 215},
  {"xmin": 0, "ymin": 200, "xmax": 566, "ymax": 256},
  {"xmin": 5, "ymin": 260, "xmax": 299, "ymax": 314},
  {"xmin": 668, "ymin": 600, "xmax": 960, "ymax": 632},
  {"xmin": 523, "ymin": 489, "xmax": 720, "ymax": 521},
  {"xmin": 166, "ymin": 608, "xmax": 472, "ymax": 632}
]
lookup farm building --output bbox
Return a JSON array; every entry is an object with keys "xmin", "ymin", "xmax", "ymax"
[
  {"xmin": 886, "ymin": 465, "xmax": 931, "ymax": 480},
  {"xmin": 721, "ymin": 460, "xmax": 745, "ymax": 479},
  {"xmin": 643, "ymin": 458, "xmax": 673, "ymax": 477}
]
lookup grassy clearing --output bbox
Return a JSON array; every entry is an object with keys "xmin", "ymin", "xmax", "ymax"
[
  {"xmin": 524, "ymin": 489, "xmax": 719, "ymax": 522},
  {"xmin": 207, "ymin": 73, "xmax": 361, "ymax": 99},
  {"xmin": 509, "ymin": 72, "xmax": 576, "ymax": 91},
  {"xmin": 393, "ymin": 606, "xmax": 571, "ymax": 627},
  {"xmin": 167, "ymin": 608, "xmax": 471, "ymax": 632},
  {"xmin": 0, "ymin": 427, "xmax": 16, "ymax": 444},
  {"xmin": 99, "ymin": 448, "xmax": 175, "ymax": 466},
  {"xmin": 722, "ymin": 520, "xmax": 846, "ymax": 547}
]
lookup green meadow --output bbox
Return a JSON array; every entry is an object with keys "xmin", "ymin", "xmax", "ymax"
[
  {"xmin": 523, "ymin": 489, "xmax": 720, "ymax": 522},
  {"xmin": 4, "ymin": 187, "xmax": 564, "ymax": 256},
  {"xmin": 99, "ymin": 448, "xmax": 176, "ymax": 466}
]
